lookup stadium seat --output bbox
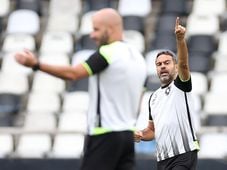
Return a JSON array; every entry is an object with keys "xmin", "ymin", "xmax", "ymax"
[
  {"xmin": 187, "ymin": 35, "xmax": 217, "ymax": 55},
  {"xmin": 0, "ymin": 17, "xmax": 3, "ymax": 33},
  {"xmin": 86, "ymin": 0, "xmax": 112, "ymax": 11},
  {"xmin": 58, "ymin": 111, "xmax": 87, "ymax": 133},
  {"xmin": 219, "ymin": 11, "xmax": 227, "ymax": 32},
  {"xmin": 32, "ymin": 72, "xmax": 66, "ymax": 94},
  {"xmin": 209, "ymin": 73, "xmax": 227, "ymax": 93},
  {"xmin": 199, "ymin": 132, "xmax": 227, "ymax": 159},
  {"xmin": 76, "ymin": 34, "xmax": 97, "ymax": 50},
  {"xmin": 2, "ymin": 34, "xmax": 36, "ymax": 52},
  {"xmin": 0, "ymin": 72, "xmax": 29, "ymax": 95},
  {"xmin": 26, "ymin": 92, "xmax": 61, "ymax": 114},
  {"xmin": 192, "ymin": 0, "xmax": 226, "ymax": 17},
  {"xmin": 15, "ymin": 134, "xmax": 52, "ymax": 158},
  {"xmin": 0, "ymin": 112, "xmax": 14, "ymax": 127},
  {"xmin": 123, "ymin": 30, "xmax": 145, "ymax": 53},
  {"xmin": 0, "ymin": 0, "xmax": 10, "ymax": 17},
  {"xmin": 213, "ymin": 54, "xmax": 227, "ymax": 72},
  {"xmin": 79, "ymin": 11, "xmax": 95, "ymax": 36},
  {"xmin": 191, "ymin": 94, "xmax": 202, "ymax": 131},
  {"xmin": 6, "ymin": 9, "xmax": 40, "ymax": 35},
  {"xmin": 32, "ymin": 53, "xmax": 68, "ymax": 93},
  {"xmin": 67, "ymin": 78, "xmax": 89, "ymax": 92},
  {"xmin": 186, "ymin": 14, "xmax": 219, "ymax": 36},
  {"xmin": 123, "ymin": 16, "xmax": 145, "ymax": 34},
  {"xmin": 155, "ymin": 14, "xmax": 178, "ymax": 34},
  {"xmin": 0, "ymin": 93, "xmax": 23, "ymax": 127},
  {"xmin": 15, "ymin": 0, "xmax": 42, "ymax": 16},
  {"xmin": 0, "ymin": 93, "xmax": 22, "ymax": 114},
  {"xmin": 118, "ymin": 0, "xmax": 151, "ymax": 17},
  {"xmin": 149, "ymin": 32, "xmax": 177, "ymax": 53},
  {"xmin": 160, "ymin": 0, "xmax": 189, "ymax": 16},
  {"xmin": 39, "ymin": 31, "xmax": 74, "ymax": 55},
  {"xmin": 39, "ymin": 53, "xmax": 70, "ymax": 65},
  {"xmin": 205, "ymin": 114, "xmax": 227, "ymax": 127},
  {"xmin": 217, "ymin": 31, "xmax": 227, "ymax": 55},
  {"xmin": 49, "ymin": 0, "xmax": 82, "ymax": 16},
  {"xmin": 23, "ymin": 113, "xmax": 57, "ymax": 132},
  {"xmin": 189, "ymin": 51, "xmax": 212, "ymax": 74},
  {"xmin": 203, "ymin": 92, "xmax": 227, "ymax": 115},
  {"xmin": 62, "ymin": 91, "xmax": 89, "ymax": 113},
  {"xmin": 0, "ymin": 93, "xmax": 24, "ymax": 125},
  {"xmin": 0, "ymin": 134, "xmax": 14, "ymax": 158},
  {"xmin": 47, "ymin": 14, "xmax": 79, "ymax": 34},
  {"xmin": 191, "ymin": 72, "xmax": 208, "ymax": 96},
  {"xmin": 51, "ymin": 134, "xmax": 85, "ymax": 158},
  {"xmin": 1, "ymin": 52, "xmax": 33, "ymax": 76}
]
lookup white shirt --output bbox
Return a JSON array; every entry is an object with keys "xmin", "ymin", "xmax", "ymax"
[
  {"xmin": 149, "ymin": 76, "xmax": 199, "ymax": 161},
  {"xmin": 84, "ymin": 41, "xmax": 147, "ymax": 135}
]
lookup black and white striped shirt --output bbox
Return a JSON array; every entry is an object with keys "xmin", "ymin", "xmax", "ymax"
[{"xmin": 149, "ymin": 76, "xmax": 200, "ymax": 161}]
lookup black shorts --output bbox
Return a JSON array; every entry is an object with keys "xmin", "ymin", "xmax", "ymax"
[
  {"xmin": 157, "ymin": 150, "xmax": 198, "ymax": 170},
  {"xmin": 80, "ymin": 131, "xmax": 135, "ymax": 170}
]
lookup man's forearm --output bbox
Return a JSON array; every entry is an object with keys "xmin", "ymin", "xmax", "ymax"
[{"xmin": 39, "ymin": 63, "xmax": 88, "ymax": 80}]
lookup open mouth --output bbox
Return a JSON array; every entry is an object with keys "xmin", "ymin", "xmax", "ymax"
[{"xmin": 160, "ymin": 71, "xmax": 168, "ymax": 76}]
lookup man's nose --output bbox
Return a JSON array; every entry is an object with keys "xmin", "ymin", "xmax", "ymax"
[{"xmin": 160, "ymin": 64, "xmax": 166, "ymax": 68}]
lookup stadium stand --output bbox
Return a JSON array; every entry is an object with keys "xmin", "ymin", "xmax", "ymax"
[
  {"xmin": 0, "ymin": 0, "xmax": 227, "ymax": 169},
  {"xmin": 15, "ymin": 0, "xmax": 43, "ymax": 16}
]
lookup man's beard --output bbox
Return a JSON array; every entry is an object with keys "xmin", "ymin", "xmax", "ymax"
[
  {"xmin": 160, "ymin": 76, "xmax": 171, "ymax": 85},
  {"xmin": 99, "ymin": 32, "xmax": 109, "ymax": 46},
  {"xmin": 159, "ymin": 73, "xmax": 175, "ymax": 86}
]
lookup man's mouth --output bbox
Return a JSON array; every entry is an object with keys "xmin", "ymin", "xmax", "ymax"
[{"xmin": 160, "ymin": 71, "xmax": 168, "ymax": 76}]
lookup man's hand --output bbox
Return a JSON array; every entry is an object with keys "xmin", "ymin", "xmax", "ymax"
[
  {"xmin": 134, "ymin": 130, "xmax": 143, "ymax": 143},
  {"xmin": 175, "ymin": 17, "xmax": 186, "ymax": 41},
  {"xmin": 14, "ymin": 49, "xmax": 38, "ymax": 68}
]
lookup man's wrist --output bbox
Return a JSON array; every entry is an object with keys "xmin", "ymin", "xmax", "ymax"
[
  {"xmin": 32, "ymin": 61, "xmax": 40, "ymax": 71},
  {"xmin": 140, "ymin": 130, "xmax": 144, "ymax": 141},
  {"xmin": 176, "ymin": 38, "xmax": 185, "ymax": 42}
]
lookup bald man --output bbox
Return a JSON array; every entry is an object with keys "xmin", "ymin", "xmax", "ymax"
[{"xmin": 15, "ymin": 8, "xmax": 147, "ymax": 170}]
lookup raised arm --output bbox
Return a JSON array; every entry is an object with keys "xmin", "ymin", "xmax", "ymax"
[
  {"xmin": 15, "ymin": 49, "xmax": 89, "ymax": 80},
  {"xmin": 175, "ymin": 17, "xmax": 190, "ymax": 81}
]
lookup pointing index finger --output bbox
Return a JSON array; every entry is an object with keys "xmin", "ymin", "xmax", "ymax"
[{"xmin": 175, "ymin": 17, "xmax": 180, "ymax": 29}]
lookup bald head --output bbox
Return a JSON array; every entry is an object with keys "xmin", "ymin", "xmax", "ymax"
[
  {"xmin": 93, "ymin": 8, "xmax": 123, "ymax": 29},
  {"xmin": 90, "ymin": 8, "xmax": 123, "ymax": 45}
]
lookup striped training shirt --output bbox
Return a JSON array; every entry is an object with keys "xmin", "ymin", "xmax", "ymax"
[{"xmin": 149, "ymin": 76, "xmax": 200, "ymax": 161}]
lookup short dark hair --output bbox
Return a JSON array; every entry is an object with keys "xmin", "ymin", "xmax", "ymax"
[{"xmin": 156, "ymin": 50, "xmax": 177, "ymax": 63}]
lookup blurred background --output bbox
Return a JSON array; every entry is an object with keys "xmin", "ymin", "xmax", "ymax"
[{"xmin": 0, "ymin": 0, "xmax": 227, "ymax": 169}]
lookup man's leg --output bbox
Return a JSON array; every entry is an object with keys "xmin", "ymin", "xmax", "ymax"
[{"xmin": 81, "ymin": 131, "xmax": 135, "ymax": 170}]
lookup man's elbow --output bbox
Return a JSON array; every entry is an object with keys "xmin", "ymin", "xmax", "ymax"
[{"xmin": 64, "ymin": 72, "xmax": 79, "ymax": 80}]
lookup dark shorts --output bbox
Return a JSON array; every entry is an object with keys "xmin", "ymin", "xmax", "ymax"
[
  {"xmin": 80, "ymin": 131, "xmax": 135, "ymax": 170},
  {"xmin": 157, "ymin": 150, "xmax": 198, "ymax": 170}
]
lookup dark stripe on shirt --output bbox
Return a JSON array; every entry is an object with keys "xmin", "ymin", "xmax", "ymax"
[
  {"xmin": 184, "ymin": 92, "xmax": 196, "ymax": 141},
  {"xmin": 148, "ymin": 93, "xmax": 153, "ymax": 120}
]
